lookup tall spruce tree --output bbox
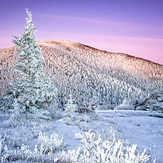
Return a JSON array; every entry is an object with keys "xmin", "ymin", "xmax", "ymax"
[{"xmin": 8, "ymin": 9, "xmax": 57, "ymax": 115}]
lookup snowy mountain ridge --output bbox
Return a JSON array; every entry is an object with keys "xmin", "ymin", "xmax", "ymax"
[{"xmin": 0, "ymin": 40, "xmax": 162, "ymax": 108}]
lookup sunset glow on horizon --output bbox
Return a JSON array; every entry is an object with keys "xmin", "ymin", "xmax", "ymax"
[{"xmin": 0, "ymin": 0, "xmax": 163, "ymax": 64}]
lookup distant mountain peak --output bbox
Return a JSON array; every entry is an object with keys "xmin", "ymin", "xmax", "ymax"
[{"xmin": 0, "ymin": 40, "xmax": 162, "ymax": 107}]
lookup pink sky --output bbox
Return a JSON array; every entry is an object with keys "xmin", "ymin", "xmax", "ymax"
[
  {"xmin": 37, "ymin": 32, "xmax": 163, "ymax": 64},
  {"xmin": 34, "ymin": 14, "xmax": 163, "ymax": 64},
  {"xmin": 0, "ymin": 0, "xmax": 163, "ymax": 64}
]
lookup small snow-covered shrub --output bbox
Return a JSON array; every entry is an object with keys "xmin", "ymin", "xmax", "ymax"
[
  {"xmin": 76, "ymin": 121, "xmax": 89, "ymax": 131},
  {"xmin": 54, "ymin": 149, "xmax": 80, "ymax": 163},
  {"xmin": 55, "ymin": 130, "xmax": 151, "ymax": 163},
  {"xmin": 114, "ymin": 98, "xmax": 135, "ymax": 110},
  {"xmin": 0, "ymin": 117, "xmax": 59, "ymax": 162},
  {"xmin": 89, "ymin": 96, "xmax": 99, "ymax": 110},
  {"xmin": 37, "ymin": 132, "xmax": 64, "ymax": 153},
  {"xmin": 47, "ymin": 100, "xmax": 59, "ymax": 118},
  {"xmin": 1, "ymin": 144, "xmax": 54, "ymax": 162},
  {"xmin": 27, "ymin": 107, "xmax": 52, "ymax": 120},
  {"xmin": 76, "ymin": 113, "xmax": 94, "ymax": 131},
  {"xmin": 145, "ymin": 90, "xmax": 163, "ymax": 113},
  {"xmin": 96, "ymin": 105, "xmax": 109, "ymax": 110},
  {"xmin": 78, "ymin": 114, "xmax": 91, "ymax": 123},
  {"xmin": 0, "ymin": 98, "xmax": 12, "ymax": 113},
  {"xmin": 77, "ymin": 107, "xmax": 93, "ymax": 113},
  {"xmin": 64, "ymin": 94, "xmax": 78, "ymax": 123},
  {"xmin": 9, "ymin": 101, "xmax": 52, "ymax": 121},
  {"xmin": 49, "ymin": 109, "xmax": 64, "ymax": 120},
  {"xmin": 1, "ymin": 132, "xmax": 64, "ymax": 162},
  {"xmin": 103, "ymin": 127, "xmax": 121, "ymax": 142}
]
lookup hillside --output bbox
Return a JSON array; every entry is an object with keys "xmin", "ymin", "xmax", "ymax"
[{"xmin": 0, "ymin": 40, "xmax": 162, "ymax": 108}]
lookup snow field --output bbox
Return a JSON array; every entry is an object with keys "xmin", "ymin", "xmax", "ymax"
[{"xmin": 0, "ymin": 109, "xmax": 162, "ymax": 162}]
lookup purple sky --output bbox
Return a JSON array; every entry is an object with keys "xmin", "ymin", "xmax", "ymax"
[{"xmin": 0, "ymin": 0, "xmax": 163, "ymax": 64}]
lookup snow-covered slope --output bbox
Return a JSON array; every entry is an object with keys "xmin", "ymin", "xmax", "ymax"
[{"xmin": 0, "ymin": 40, "xmax": 162, "ymax": 108}]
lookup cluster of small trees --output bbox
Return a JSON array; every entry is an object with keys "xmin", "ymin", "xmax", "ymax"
[
  {"xmin": 142, "ymin": 90, "xmax": 163, "ymax": 113},
  {"xmin": 37, "ymin": 40, "xmax": 162, "ymax": 108}
]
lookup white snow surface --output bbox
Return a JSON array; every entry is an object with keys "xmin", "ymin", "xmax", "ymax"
[
  {"xmin": 0, "ymin": 110, "xmax": 163, "ymax": 162},
  {"xmin": 96, "ymin": 110, "xmax": 163, "ymax": 161}
]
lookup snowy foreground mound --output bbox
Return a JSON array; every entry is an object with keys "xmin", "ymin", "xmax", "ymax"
[{"xmin": 0, "ymin": 110, "xmax": 162, "ymax": 163}]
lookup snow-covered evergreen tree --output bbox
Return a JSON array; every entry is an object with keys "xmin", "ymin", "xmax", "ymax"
[
  {"xmin": 146, "ymin": 90, "xmax": 163, "ymax": 113},
  {"xmin": 89, "ymin": 96, "xmax": 99, "ymax": 110},
  {"xmin": 114, "ymin": 98, "xmax": 135, "ymax": 110},
  {"xmin": 6, "ymin": 9, "xmax": 57, "ymax": 116},
  {"xmin": 64, "ymin": 94, "xmax": 78, "ymax": 122}
]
